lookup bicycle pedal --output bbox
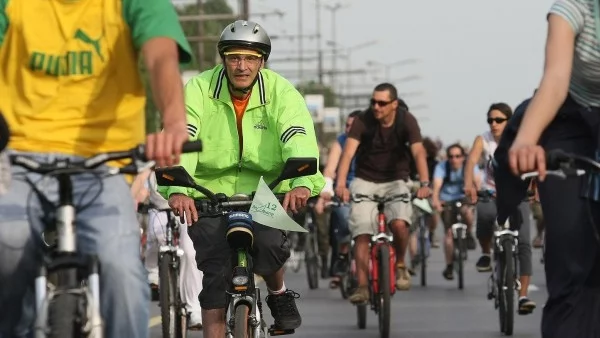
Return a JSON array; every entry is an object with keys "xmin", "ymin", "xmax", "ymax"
[{"xmin": 268, "ymin": 326, "xmax": 295, "ymax": 336}]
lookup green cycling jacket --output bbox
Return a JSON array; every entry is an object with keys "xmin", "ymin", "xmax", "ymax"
[{"xmin": 159, "ymin": 65, "xmax": 325, "ymax": 199}]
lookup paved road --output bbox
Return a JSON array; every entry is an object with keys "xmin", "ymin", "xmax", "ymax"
[{"xmin": 149, "ymin": 231, "xmax": 546, "ymax": 338}]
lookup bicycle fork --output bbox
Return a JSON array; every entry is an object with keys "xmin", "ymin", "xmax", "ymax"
[{"xmin": 34, "ymin": 173, "xmax": 103, "ymax": 338}]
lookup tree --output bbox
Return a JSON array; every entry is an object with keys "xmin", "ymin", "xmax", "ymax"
[
  {"xmin": 142, "ymin": 0, "xmax": 235, "ymax": 133},
  {"xmin": 295, "ymin": 81, "xmax": 337, "ymax": 107}
]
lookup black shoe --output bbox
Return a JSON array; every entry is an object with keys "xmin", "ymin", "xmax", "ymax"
[
  {"xmin": 332, "ymin": 254, "xmax": 349, "ymax": 276},
  {"xmin": 443, "ymin": 265, "xmax": 454, "ymax": 280},
  {"xmin": 475, "ymin": 255, "xmax": 492, "ymax": 272},
  {"xmin": 150, "ymin": 283, "xmax": 159, "ymax": 302},
  {"xmin": 466, "ymin": 233, "xmax": 477, "ymax": 250},
  {"xmin": 266, "ymin": 290, "xmax": 302, "ymax": 330},
  {"xmin": 518, "ymin": 297, "xmax": 536, "ymax": 315}
]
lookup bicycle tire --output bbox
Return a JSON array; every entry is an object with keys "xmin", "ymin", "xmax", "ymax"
[
  {"xmin": 48, "ymin": 292, "xmax": 83, "ymax": 338},
  {"xmin": 378, "ymin": 245, "xmax": 391, "ymax": 338},
  {"xmin": 499, "ymin": 239, "xmax": 515, "ymax": 336},
  {"xmin": 419, "ymin": 228, "xmax": 427, "ymax": 287},
  {"xmin": 305, "ymin": 232, "xmax": 319, "ymax": 290},
  {"xmin": 233, "ymin": 303, "xmax": 251, "ymax": 338},
  {"xmin": 455, "ymin": 230, "xmax": 465, "ymax": 290},
  {"xmin": 159, "ymin": 253, "xmax": 185, "ymax": 338},
  {"xmin": 356, "ymin": 303, "xmax": 367, "ymax": 329}
]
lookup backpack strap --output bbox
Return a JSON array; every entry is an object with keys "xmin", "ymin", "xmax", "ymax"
[{"xmin": 443, "ymin": 160, "xmax": 466, "ymax": 185}]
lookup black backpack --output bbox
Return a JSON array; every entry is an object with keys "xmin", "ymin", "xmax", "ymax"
[{"xmin": 356, "ymin": 107, "xmax": 415, "ymax": 174}]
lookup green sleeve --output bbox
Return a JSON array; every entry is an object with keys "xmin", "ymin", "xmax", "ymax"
[
  {"xmin": 122, "ymin": 0, "xmax": 192, "ymax": 64},
  {"xmin": 0, "ymin": 0, "xmax": 9, "ymax": 48},
  {"xmin": 158, "ymin": 77, "xmax": 203, "ymax": 199},
  {"xmin": 276, "ymin": 88, "xmax": 326, "ymax": 197}
]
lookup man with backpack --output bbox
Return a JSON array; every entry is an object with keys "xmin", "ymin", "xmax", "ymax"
[
  {"xmin": 335, "ymin": 83, "xmax": 431, "ymax": 303},
  {"xmin": 431, "ymin": 143, "xmax": 482, "ymax": 280}
]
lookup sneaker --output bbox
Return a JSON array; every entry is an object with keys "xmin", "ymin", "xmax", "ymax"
[
  {"xmin": 518, "ymin": 297, "xmax": 536, "ymax": 315},
  {"xmin": 188, "ymin": 311, "xmax": 203, "ymax": 330},
  {"xmin": 266, "ymin": 290, "xmax": 302, "ymax": 330},
  {"xmin": 475, "ymin": 255, "xmax": 492, "ymax": 272},
  {"xmin": 443, "ymin": 264, "xmax": 454, "ymax": 280},
  {"xmin": 348, "ymin": 286, "xmax": 369, "ymax": 304},
  {"xmin": 466, "ymin": 233, "xmax": 477, "ymax": 250},
  {"xmin": 395, "ymin": 264, "xmax": 411, "ymax": 290}
]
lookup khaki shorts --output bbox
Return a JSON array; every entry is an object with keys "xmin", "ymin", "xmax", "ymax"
[{"xmin": 349, "ymin": 177, "xmax": 413, "ymax": 237}]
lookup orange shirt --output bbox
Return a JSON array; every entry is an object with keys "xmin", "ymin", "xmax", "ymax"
[{"xmin": 231, "ymin": 91, "xmax": 251, "ymax": 154}]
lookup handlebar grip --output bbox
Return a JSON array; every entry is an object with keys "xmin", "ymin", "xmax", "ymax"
[
  {"xmin": 181, "ymin": 140, "xmax": 202, "ymax": 153},
  {"xmin": 546, "ymin": 149, "xmax": 570, "ymax": 169}
]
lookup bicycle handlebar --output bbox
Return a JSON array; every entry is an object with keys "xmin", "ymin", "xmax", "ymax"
[
  {"xmin": 194, "ymin": 193, "xmax": 287, "ymax": 218},
  {"xmin": 351, "ymin": 193, "xmax": 415, "ymax": 204},
  {"xmin": 9, "ymin": 141, "xmax": 203, "ymax": 175},
  {"xmin": 520, "ymin": 149, "xmax": 598, "ymax": 180}
]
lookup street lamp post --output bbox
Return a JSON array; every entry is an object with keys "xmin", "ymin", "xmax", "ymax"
[{"xmin": 324, "ymin": 2, "xmax": 347, "ymax": 97}]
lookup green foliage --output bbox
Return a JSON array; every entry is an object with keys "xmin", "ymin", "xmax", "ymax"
[
  {"xmin": 295, "ymin": 81, "xmax": 337, "ymax": 107},
  {"xmin": 143, "ymin": 0, "xmax": 234, "ymax": 134}
]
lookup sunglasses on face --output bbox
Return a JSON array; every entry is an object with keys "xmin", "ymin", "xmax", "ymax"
[
  {"xmin": 487, "ymin": 117, "xmax": 508, "ymax": 125},
  {"xmin": 370, "ymin": 99, "xmax": 394, "ymax": 107},
  {"xmin": 448, "ymin": 154, "xmax": 463, "ymax": 159}
]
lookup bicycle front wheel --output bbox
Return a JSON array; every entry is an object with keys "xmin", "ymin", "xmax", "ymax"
[
  {"xmin": 233, "ymin": 303, "xmax": 252, "ymax": 338},
  {"xmin": 305, "ymin": 231, "xmax": 319, "ymax": 289},
  {"xmin": 159, "ymin": 253, "xmax": 185, "ymax": 338},
  {"xmin": 455, "ymin": 230, "xmax": 465, "ymax": 290},
  {"xmin": 419, "ymin": 228, "xmax": 427, "ymax": 287},
  {"xmin": 498, "ymin": 239, "xmax": 515, "ymax": 336},
  {"xmin": 377, "ymin": 245, "xmax": 391, "ymax": 338}
]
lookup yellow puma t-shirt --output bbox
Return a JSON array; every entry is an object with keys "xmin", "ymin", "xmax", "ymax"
[{"xmin": 0, "ymin": 0, "xmax": 191, "ymax": 156}]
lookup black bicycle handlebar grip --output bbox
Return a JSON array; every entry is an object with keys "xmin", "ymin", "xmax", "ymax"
[
  {"xmin": 546, "ymin": 149, "xmax": 569, "ymax": 169},
  {"xmin": 181, "ymin": 140, "xmax": 202, "ymax": 153},
  {"xmin": 0, "ymin": 112, "xmax": 9, "ymax": 152}
]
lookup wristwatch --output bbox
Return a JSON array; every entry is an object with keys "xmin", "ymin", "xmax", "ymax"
[{"xmin": 419, "ymin": 181, "xmax": 430, "ymax": 188}]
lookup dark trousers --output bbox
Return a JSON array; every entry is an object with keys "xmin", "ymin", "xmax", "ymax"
[{"xmin": 494, "ymin": 95, "xmax": 600, "ymax": 338}]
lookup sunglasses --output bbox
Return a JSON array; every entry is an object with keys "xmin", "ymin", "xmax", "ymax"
[
  {"xmin": 448, "ymin": 154, "xmax": 463, "ymax": 159},
  {"xmin": 370, "ymin": 99, "xmax": 394, "ymax": 107},
  {"xmin": 487, "ymin": 117, "xmax": 508, "ymax": 125}
]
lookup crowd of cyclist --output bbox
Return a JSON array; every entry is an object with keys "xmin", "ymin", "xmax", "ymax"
[{"xmin": 1, "ymin": 0, "xmax": 598, "ymax": 336}]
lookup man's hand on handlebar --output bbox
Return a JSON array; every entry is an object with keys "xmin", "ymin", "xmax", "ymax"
[
  {"xmin": 335, "ymin": 183, "xmax": 350, "ymax": 203},
  {"xmin": 416, "ymin": 186, "xmax": 431, "ymax": 199},
  {"xmin": 508, "ymin": 142, "xmax": 547, "ymax": 181},
  {"xmin": 464, "ymin": 183, "xmax": 477, "ymax": 204},
  {"xmin": 282, "ymin": 187, "xmax": 310, "ymax": 214},
  {"xmin": 168, "ymin": 193, "xmax": 198, "ymax": 225},
  {"xmin": 145, "ymin": 122, "xmax": 189, "ymax": 167}
]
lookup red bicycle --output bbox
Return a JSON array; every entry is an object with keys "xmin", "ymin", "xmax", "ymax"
[{"xmin": 350, "ymin": 193, "xmax": 413, "ymax": 338}]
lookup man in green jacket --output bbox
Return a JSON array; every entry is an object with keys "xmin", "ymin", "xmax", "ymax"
[{"xmin": 161, "ymin": 20, "xmax": 325, "ymax": 338}]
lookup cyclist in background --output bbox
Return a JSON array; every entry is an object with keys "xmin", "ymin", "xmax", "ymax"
[
  {"xmin": 432, "ymin": 143, "xmax": 481, "ymax": 280},
  {"xmin": 493, "ymin": 0, "xmax": 600, "ymax": 335},
  {"xmin": 161, "ymin": 20, "xmax": 325, "ymax": 338},
  {"xmin": 464, "ymin": 102, "xmax": 536, "ymax": 314},
  {"xmin": 144, "ymin": 172, "xmax": 204, "ymax": 329},
  {"xmin": 0, "ymin": 0, "xmax": 192, "ymax": 336},
  {"xmin": 317, "ymin": 110, "xmax": 361, "ymax": 289},
  {"xmin": 336, "ymin": 83, "xmax": 431, "ymax": 303}
]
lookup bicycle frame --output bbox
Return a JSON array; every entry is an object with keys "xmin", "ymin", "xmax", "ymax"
[{"xmin": 369, "ymin": 202, "xmax": 396, "ymax": 298}]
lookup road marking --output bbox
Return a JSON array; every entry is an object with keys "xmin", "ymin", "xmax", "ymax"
[{"xmin": 149, "ymin": 275, "xmax": 264, "ymax": 328}]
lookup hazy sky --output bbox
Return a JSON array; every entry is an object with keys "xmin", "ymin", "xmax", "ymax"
[{"xmin": 217, "ymin": 0, "xmax": 555, "ymax": 143}]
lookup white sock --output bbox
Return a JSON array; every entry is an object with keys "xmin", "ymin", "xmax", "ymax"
[{"xmin": 268, "ymin": 282, "xmax": 287, "ymax": 295}]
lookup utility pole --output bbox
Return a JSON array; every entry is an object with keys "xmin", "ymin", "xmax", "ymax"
[
  {"xmin": 315, "ymin": 0, "xmax": 323, "ymax": 85},
  {"xmin": 196, "ymin": 0, "xmax": 204, "ymax": 70},
  {"xmin": 240, "ymin": 0, "xmax": 249, "ymax": 20},
  {"xmin": 298, "ymin": 0, "xmax": 303, "ymax": 86}
]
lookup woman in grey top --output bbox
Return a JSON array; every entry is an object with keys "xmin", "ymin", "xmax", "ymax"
[{"xmin": 493, "ymin": 0, "xmax": 600, "ymax": 337}]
